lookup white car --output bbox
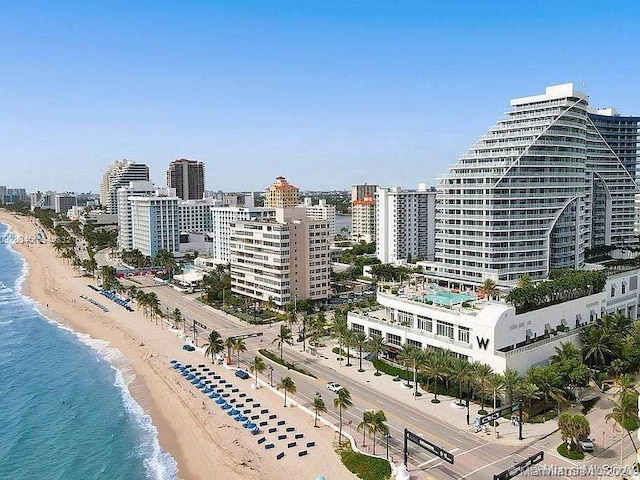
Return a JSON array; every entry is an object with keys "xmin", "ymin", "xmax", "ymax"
[
  {"xmin": 327, "ymin": 382, "xmax": 343, "ymax": 393},
  {"xmin": 578, "ymin": 438, "xmax": 594, "ymax": 452}
]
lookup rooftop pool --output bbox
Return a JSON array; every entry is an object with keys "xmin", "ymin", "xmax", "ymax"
[{"xmin": 424, "ymin": 290, "xmax": 476, "ymax": 306}]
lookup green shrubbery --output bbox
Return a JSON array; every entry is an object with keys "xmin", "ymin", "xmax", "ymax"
[
  {"xmin": 557, "ymin": 442, "xmax": 584, "ymax": 460},
  {"xmin": 258, "ymin": 349, "xmax": 317, "ymax": 378},
  {"xmin": 339, "ymin": 444, "xmax": 391, "ymax": 480}
]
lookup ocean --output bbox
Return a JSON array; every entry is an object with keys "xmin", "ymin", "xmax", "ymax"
[{"xmin": 0, "ymin": 223, "xmax": 178, "ymax": 480}]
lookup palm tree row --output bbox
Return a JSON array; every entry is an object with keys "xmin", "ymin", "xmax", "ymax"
[{"xmin": 356, "ymin": 409, "xmax": 389, "ymax": 454}]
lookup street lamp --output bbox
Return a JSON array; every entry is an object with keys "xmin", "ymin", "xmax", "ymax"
[
  {"xmin": 466, "ymin": 379, "xmax": 470, "ymax": 425},
  {"xmin": 269, "ymin": 366, "xmax": 274, "ymax": 387}
]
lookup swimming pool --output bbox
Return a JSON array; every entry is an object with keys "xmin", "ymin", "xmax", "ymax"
[{"xmin": 425, "ymin": 290, "xmax": 476, "ymax": 306}]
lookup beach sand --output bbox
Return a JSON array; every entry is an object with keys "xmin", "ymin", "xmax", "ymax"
[{"xmin": 0, "ymin": 211, "xmax": 356, "ymax": 480}]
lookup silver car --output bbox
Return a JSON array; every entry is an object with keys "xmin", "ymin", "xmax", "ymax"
[
  {"xmin": 578, "ymin": 438, "xmax": 594, "ymax": 452},
  {"xmin": 327, "ymin": 382, "xmax": 343, "ymax": 393}
]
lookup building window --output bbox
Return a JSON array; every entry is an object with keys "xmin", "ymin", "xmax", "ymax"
[
  {"xmin": 417, "ymin": 315, "xmax": 432, "ymax": 332},
  {"xmin": 398, "ymin": 310, "xmax": 413, "ymax": 327},
  {"xmin": 352, "ymin": 323, "xmax": 364, "ymax": 333},
  {"xmin": 386, "ymin": 333, "xmax": 401, "ymax": 346},
  {"xmin": 407, "ymin": 339, "xmax": 422, "ymax": 349},
  {"xmin": 436, "ymin": 320, "xmax": 454, "ymax": 339},
  {"xmin": 611, "ymin": 285, "xmax": 615, "ymax": 297},
  {"xmin": 369, "ymin": 328, "xmax": 382, "ymax": 338},
  {"xmin": 458, "ymin": 326, "xmax": 470, "ymax": 343}
]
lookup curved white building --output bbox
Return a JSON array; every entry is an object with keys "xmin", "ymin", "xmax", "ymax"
[{"xmin": 435, "ymin": 83, "xmax": 637, "ymax": 287}]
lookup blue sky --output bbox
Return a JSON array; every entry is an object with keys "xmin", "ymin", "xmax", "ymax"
[{"xmin": 1, "ymin": 1, "xmax": 639, "ymax": 193}]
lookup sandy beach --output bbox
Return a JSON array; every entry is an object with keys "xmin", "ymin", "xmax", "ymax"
[{"xmin": 0, "ymin": 211, "xmax": 356, "ymax": 480}]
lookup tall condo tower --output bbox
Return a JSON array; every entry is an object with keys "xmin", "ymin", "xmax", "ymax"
[
  {"xmin": 166, "ymin": 158, "xmax": 205, "ymax": 201},
  {"xmin": 100, "ymin": 160, "xmax": 150, "ymax": 214},
  {"xmin": 435, "ymin": 83, "xmax": 638, "ymax": 287},
  {"xmin": 264, "ymin": 176, "xmax": 299, "ymax": 208}
]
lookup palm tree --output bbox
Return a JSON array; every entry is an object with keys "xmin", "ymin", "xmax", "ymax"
[
  {"xmin": 370, "ymin": 410, "xmax": 388, "ymax": 455},
  {"xmin": 449, "ymin": 357, "xmax": 471, "ymax": 405},
  {"xmin": 224, "ymin": 337, "xmax": 236, "ymax": 362},
  {"xmin": 518, "ymin": 382, "xmax": 542, "ymax": 418},
  {"xmin": 277, "ymin": 376, "xmax": 296, "ymax": 407},
  {"xmin": 203, "ymin": 330, "xmax": 224, "ymax": 362},
  {"xmin": 234, "ymin": 338, "xmax": 247, "ymax": 367},
  {"xmin": 409, "ymin": 347, "xmax": 425, "ymax": 398},
  {"xmin": 343, "ymin": 329, "xmax": 355, "ymax": 367},
  {"xmin": 367, "ymin": 335, "xmax": 386, "ymax": 376},
  {"xmin": 581, "ymin": 326, "xmax": 613, "ymax": 368},
  {"xmin": 313, "ymin": 396, "xmax": 327, "ymax": 428},
  {"xmin": 478, "ymin": 278, "xmax": 499, "ymax": 300},
  {"xmin": 172, "ymin": 308, "xmax": 183, "ymax": 330},
  {"xmin": 248, "ymin": 355, "xmax": 266, "ymax": 388},
  {"xmin": 422, "ymin": 352, "xmax": 446, "ymax": 401},
  {"xmin": 272, "ymin": 324, "xmax": 293, "ymax": 360},
  {"xmin": 353, "ymin": 332, "xmax": 368, "ymax": 372},
  {"xmin": 334, "ymin": 387, "xmax": 353, "ymax": 445},
  {"xmin": 357, "ymin": 410, "xmax": 374, "ymax": 447},
  {"xmin": 613, "ymin": 374, "xmax": 637, "ymax": 400},
  {"xmin": 154, "ymin": 249, "xmax": 176, "ymax": 279},
  {"xmin": 605, "ymin": 392, "xmax": 639, "ymax": 463},
  {"xmin": 517, "ymin": 274, "xmax": 533, "ymax": 288},
  {"xmin": 397, "ymin": 343, "xmax": 416, "ymax": 388},
  {"xmin": 549, "ymin": 342, "xmax": 581, "ymax": 364},
  {"xmin": 502, "ymin": 368, "xmax": 520, "ymax": 406},
  {"xmin": 473, "ymin": 362, "xmax": 494, "ymax": 411},
  {"xmin": 331, "ymin": 313, "xmax": 348, "ymax": 364}
]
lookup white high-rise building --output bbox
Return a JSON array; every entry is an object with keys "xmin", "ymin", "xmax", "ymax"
[
  {"xmin": 376, "ymin": 184, "xmax": 437, "ymax": 264},
  {"xmin": 129, "ymin": 188, "xmax": 180, "ymax": 258},
  {"xmin": 230, "ymin": 207, "xmax": 330, "ymax": 306},
  {"xmin": 100, "ymin": 160, "xmax": 150, "ymax": 214},
  {"xmin": 435, "ymin": 83, "xmax": 637, "ymax": 287},
  {"xmin": 209, "ymin": 206, "xmax": 276, "ymax": 263},
  {"xmin": 351, "ymin": 183, "xmax": 378, "ymax": 243},
  {"xmin": 117, "ymin": 181, "xmax": 156, "ymax": 252},
  {"xmin": 301, "ymin": 197, "xmax": 336, "ymax": 240},
  {"xmin": 179, "ymin": 198, "xmax": 217, "ymax": 233}
]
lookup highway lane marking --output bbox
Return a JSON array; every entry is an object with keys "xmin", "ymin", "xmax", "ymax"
[{"xmin": 459, "ymin": 455, "xmax": 510, "ymax": 479}]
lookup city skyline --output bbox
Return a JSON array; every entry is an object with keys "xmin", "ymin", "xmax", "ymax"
[{"xmin": 2, "ymin": 1, "xmax": 640, "ymax": 193}]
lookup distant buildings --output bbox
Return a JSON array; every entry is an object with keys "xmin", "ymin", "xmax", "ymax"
[
  {"xmin": 129, "ymin": 188, "xmax": 180, "ymax": 258},
  {"xmin": 54, "ymin": 192, "xmax": 77, "ymax": 215},
  {"xmin": 376, "ymin": 184, "xmax": 437, "ymax": 264},
  {"xmin": 167, "ymin": 158, "xmax": 205, "ymax": 201},
  {"xmin": 301, "ymin": 197, "xmax": 336, "ymax": 240},
  {"xmin": 351, "ymin": 183, "xmax": 378, "ymax": 243},
  {"xmin": 30, "ymin": 191, "xmax": 56, "ymax": 211},
  {"xmin": 264, "ymin": 176, "xmax": 299, "ymax": 208},
  {"xmin": 100, "ymin": 160, "xmax": 150, "ymax": 214},
  {"xmin": 230, "ymin": 207, "xmax": 330, "ymax": 306},
  {"xmin": 179, "ymin": 197, "xmax": 217, "ymax": 233},
  {"xmin": 0, "ymin": 187, "xmax": 28, "ymax": 205}
]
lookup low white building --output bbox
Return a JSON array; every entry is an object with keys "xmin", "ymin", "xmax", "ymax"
[{"xmin": 347, "ymin": 270, "xmax": 640, "ymax": 374}]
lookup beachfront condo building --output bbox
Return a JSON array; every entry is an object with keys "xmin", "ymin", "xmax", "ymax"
[
  {"xmin": 209, "ymin": 206, "xmax": 276, "ymax": 263},
  {"xmin": 100, "ymin": 160, "xmax": 150, "ymax": 215},
  {"xmin": 129, "ymin": 188, "xmax": 180, "ymax": 258},
  {"xmin": 347, "ymin": 83, "xmax": 640, "ymax": 374},
  {"xmin": 351, "ymin": 183, "xmax": 378, "ymax": 243},
  {"xmin": 434, "ymin": 83, "xmax": 638, "ymax": 288},
  {"xmin": 1, "ymin": 187, "xmax": 28, "ymax": 205},
  {"xmin": 54, "ymin": 192, "xmax": 78, "ymax": 215},
  {"xmin": 375, "ymin": 184, "xmax": 437, "ymax": 264},
  {"xmin": 117, "ymin": 181, "xmax": 156, "ymax": 252},
  {"xmin": 229, "ymin": 207, "xmax": 330, "ymax": 306},
  {"xmin": 300, "ymin": 197, "xmax": 336, "ymax": 240},
  {"xmin": 167, "ymin": 158, "xmax": 205, "ymax": 201},
  {"xmin": 264, "ymin": 176, "xmax": 299, "ymax": 208},
  {"xmin": 179, "ymin": 197, "xmax": 217, "ymax": 233}
]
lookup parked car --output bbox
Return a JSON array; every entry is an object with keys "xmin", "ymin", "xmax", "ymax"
[
  {"xmin": 235, "ymin": 369, "xmax": 250, "ymax": 380},
  {"xmin": 182, "ymin": 344, "xmax": 196, "ymax": 352},
  {"xmin": 578, "ymin": 438, "xmax": 594, "ymax": 452},
  {"xmin": 327, "ymin": 381, "xmax": 343, "ymax": 393}
]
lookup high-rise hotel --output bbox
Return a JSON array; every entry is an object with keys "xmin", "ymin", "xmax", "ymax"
[
  {"xmin": 434, "ymin": 83, "xmax": 638, "ymax": 287},
  {"xmin": 348, "ymin": 84, "xmax": 640, "ymax": 373}
]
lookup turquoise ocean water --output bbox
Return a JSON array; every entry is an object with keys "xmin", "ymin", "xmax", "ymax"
[{"xmin": 0, "ymin": 223, "xmax": 178, "ymax": 480}]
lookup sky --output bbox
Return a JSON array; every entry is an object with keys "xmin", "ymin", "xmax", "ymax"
[{"xmin": 1, "ymin": 1, "xmax": 640, "ymax": 193}]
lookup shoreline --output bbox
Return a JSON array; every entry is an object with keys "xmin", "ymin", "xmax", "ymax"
[{"xmin": 0, "ymin": 211, "xmax": 355, "ymax": 480}]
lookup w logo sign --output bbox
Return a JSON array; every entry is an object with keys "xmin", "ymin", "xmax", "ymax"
[{"xmin": 476, "ymin": 336, "xmax": 489, "ymax": 350}]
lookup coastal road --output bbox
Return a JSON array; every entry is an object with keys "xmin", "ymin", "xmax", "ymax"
[{"xmin": 117, "ymin": 277, "xmax": 589, "ymax": 479}]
